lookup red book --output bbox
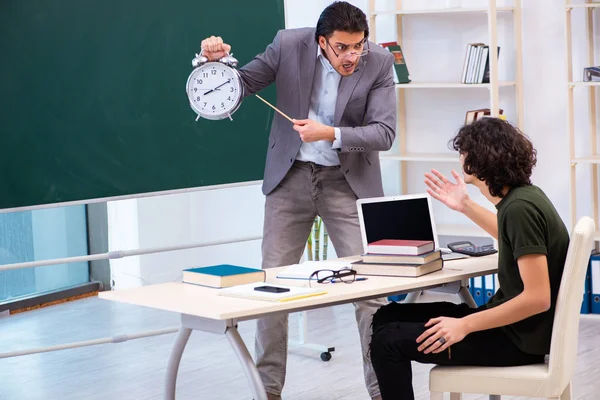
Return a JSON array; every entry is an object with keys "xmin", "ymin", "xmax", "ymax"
[{"xmin": 367, "ymin": 239, "xmax": 435, "ymax": 256}]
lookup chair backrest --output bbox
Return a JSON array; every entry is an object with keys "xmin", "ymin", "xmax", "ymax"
[{"xmin": 547, "ymin": 216, "xmax": 595, "ymax": 392}]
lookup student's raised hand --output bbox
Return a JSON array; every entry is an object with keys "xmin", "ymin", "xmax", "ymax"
[
  {"xmin": 200, "ymin": 36, "xmax": 232, "ymax": 61},
  {"xmin": 424, "ymin": 169, "xmax": 469, "ymax": 213},
  {"xmin": 416, "ymin": 316, "xmax": 470, "ymax": 355}
]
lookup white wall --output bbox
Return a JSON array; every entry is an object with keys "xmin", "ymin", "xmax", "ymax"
[{"xmin": 108, "ymin": 0, "xmax": 581, "ymax": 288}]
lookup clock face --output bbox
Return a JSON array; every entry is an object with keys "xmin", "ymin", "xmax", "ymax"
[{"xmin": 186, "ymin": 62, "xmax": 243, "ymax": 120}]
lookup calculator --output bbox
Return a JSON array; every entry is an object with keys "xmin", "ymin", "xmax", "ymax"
[{"xmin": 446, "ymin": 241, "xmax": 498, "ymax": 257}]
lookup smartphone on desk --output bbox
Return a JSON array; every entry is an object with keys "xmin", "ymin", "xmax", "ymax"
[
  {"xmin": 254, "ymin": 285, "xmax": 290, "ymax": 293},
  {"xmin": 447, "ymin": 241, "xmax": 498, "ymax": 257}
]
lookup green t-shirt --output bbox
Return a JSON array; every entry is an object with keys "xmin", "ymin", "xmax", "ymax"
[{"xmin": 485, "ymin": 184, "xmax": 570, "ymax": 355}]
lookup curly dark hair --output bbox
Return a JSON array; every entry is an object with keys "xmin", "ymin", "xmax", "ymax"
[{"xmin": 450, "ymin": 117, "xmax": 537, "ymax": 198}]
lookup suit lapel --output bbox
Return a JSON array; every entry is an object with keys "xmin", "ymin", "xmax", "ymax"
[
  {"xmin": 299, "ymin": 38, "xmax": 317, "ymax": 119},
  {"xmin": 334, "ymin": 57, "xmax": 367, "ymax": 126}
]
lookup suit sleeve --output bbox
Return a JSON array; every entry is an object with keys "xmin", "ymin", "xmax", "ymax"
[
  {"xmin": 237, "ymin": 30, "xmax": 282, "ymax": 97},
  {"xmin": 337, "ymin": 52, "xmax": 396, "ymax": 152}
]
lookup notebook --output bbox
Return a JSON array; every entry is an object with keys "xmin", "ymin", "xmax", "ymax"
[{"xmin": 218, "ymin": 282, "xmax": 327, "ymax": 302}]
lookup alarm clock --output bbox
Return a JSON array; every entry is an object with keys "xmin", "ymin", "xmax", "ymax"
[{"xmin": 185, "ymin": 53, "xmax": 245, "ymax": 121}]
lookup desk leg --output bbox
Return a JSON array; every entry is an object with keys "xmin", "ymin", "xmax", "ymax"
[
  {"xmin": 405, "ymin": 281, "xmax": 477, "ymax": 308},
  {"xmin": 403, "ymin": 291, "xmax": 422, "ymax": 303},
  {"xmin": 458, "ymin": 282, "xmax": 478, "ymax": 308},
  {"xmin": 164, "ymin": 327, "xmax": 192, "ymax": 400},
  {"xmin": 225, "ymin": 326, "xmax": 267, "ymax": 400}
]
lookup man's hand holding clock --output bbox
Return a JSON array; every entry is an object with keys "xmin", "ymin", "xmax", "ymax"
[{"xmin": 200, "ymin": 36, "xmax": 232, "ymax": 61}]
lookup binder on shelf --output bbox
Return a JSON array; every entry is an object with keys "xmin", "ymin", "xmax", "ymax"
[
  {"xmin": 379, "ymin": 41, "xmax": 410, "ymax": 84},
  {"xmin": 388, "ymin": 294, "xmax": 408, "ymax": 302},
  {"xmin": 581, "ymin": 256, "xmax": 592, "ymax": 314},
  {"xmin": 484, "ymin": 273, "xmax": 495, "ymax": 301},
  {"xmin": 590, "ymin": 254, "xmax": 600, "ymax": 314},
  {"xmin": 472, "ymin": 276, "xmax": 485, "ymax": 306}
]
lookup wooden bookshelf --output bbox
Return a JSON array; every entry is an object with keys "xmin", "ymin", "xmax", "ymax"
[
  {"xmin": 570, "ymin": 81, "xmax": 600, "ymax": 87},
  {"xmin": 566, "ymin": 3, "xmax": 600, "ymax": 8},
  {"xmin": 370, "ymin": 0, "xmax": 523, "ymax": 241},
  {"xmin": 572, "ymin": 156, "xmax": 600, "ymax": 164},
  {"xmin": 566, "ymin": 0, "xmax": 600, "ymax": 237},
  {"xmin": 380, "ymin": 153, "xmax": 459, "ymax": 162},
  {"xmin": 371, "ymin": 6, "xmax": 514, "ymax": 16},
  {"xmin": 395, "ymin": 81, "xmax": 516, "ymax": 89}
]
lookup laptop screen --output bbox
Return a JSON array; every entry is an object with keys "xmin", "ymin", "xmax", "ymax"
[{"xmin": 358, "ymin": 196, "xmax": 437, "ymax": 248}]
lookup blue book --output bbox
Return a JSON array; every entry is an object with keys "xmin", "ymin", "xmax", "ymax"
[{"xmin": 183, "ymin": 264, "xmax": 265, "ymax": 289}]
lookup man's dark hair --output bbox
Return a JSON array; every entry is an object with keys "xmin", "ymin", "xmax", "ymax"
[
  {"xmin": 450, "ymin": 117, "xmax": 537, "ymax": 198},
  {"xmin": 315, "ymin": 1, "xmax": 369, "ymax": 43}
]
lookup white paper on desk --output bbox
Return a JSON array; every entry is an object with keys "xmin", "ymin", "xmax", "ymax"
[
  {"xmin": 218, "ymin": 282, "xmax": 327, "ymax": 302},
  {"xmin": 276, "ymin": 261, "xmax": 353, "ymax": 280}
]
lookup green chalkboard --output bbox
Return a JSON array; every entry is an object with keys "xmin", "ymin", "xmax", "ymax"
[{"xmin": 0, "ymin": 0, "xmax": 284, "ymax": 210}]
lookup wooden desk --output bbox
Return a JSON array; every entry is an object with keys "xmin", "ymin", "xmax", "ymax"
[{"xmin": 99, "ymin": 254, "xmax": 498, "ymax": 400}]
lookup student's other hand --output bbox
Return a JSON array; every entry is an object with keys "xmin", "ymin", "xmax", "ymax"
[
  {"xmin": 292, "ymin": 119, "xmax": 335, "ymax": 143},
  {"xmin": 416, "ymin": 316, "xmax": 470, "ymax": 354},
  {"xmin": 424, "ymin": 169, "xmax": 469, "ymax": 213},
  {"xmin": 200, "ymin": 36, "xmax": 231, "ymax": 61}
]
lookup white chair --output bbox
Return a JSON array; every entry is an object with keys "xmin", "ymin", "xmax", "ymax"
[{"xmin": 429, "ymin": 216, "xmax": 596, "ymax": 400}]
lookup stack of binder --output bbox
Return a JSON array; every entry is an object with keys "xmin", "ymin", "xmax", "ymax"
[
  {"xmin": 581, "ymin": 253, "xmax": 600, "ymax": 314},
  {"xmin": 468, "ymin": 273, "xmax": 497, "ymax": 307}
]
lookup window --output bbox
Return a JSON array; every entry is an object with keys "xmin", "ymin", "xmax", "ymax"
[{"xmin": 0, "ymin": 205, "xmax": 89, "ymax": 302}]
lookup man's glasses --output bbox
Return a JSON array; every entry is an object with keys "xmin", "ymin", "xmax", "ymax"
[
  {"xmin": 308, "ymin": 268, "xmax": 357, "ymax": 288},
  {"xmin": 326, "ymin": 38, "xmax": 370, "ymax": 59}
]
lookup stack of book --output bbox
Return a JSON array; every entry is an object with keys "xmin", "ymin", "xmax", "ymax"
[
  {"xmin": 461, "ymin": 43, "xmax": 500, "ymax": 84},
  {"xmin": 351, "ymin": 239, "xmax": 443, "ymax": 277}
]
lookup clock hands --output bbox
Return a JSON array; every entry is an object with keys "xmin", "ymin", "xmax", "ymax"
[{"xmin": 203, "ymin": 78, "xmax": 231, "ymax": 95}]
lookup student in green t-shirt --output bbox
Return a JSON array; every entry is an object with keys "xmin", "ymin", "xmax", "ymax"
[{"xmin": 369, "ymin": 117, "xmax": 570, "ymax": 400}]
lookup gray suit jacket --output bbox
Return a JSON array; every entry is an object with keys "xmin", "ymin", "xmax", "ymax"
[{"xmin": 238, "ymin": 27, "xmax": 396, "ymax": 199}]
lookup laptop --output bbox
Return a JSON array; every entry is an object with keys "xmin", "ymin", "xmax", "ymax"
[{"xmin": 356, "ymin": 193, "xmax": 468, "ymax": 261}]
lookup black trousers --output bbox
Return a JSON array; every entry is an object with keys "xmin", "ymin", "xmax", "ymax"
[{"xmin": 369, "ymin": 301, "xmax": 545, "ymax": 400}]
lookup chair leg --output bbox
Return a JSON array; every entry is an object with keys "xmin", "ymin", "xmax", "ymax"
[
  {"xmin": 430, "ymin": 391, "xmax": 443, "ymax": 400},
  {"xmin": 559, "ymin": 382, "xmax": 572, "ymax": 400},
  {"xmin": 450, "ymin": 393, "xmax": 463, "ymax": 400}
]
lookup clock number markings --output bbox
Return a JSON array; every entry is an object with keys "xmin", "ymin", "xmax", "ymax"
[{"xmin": 189, "ymin": 64, "xmax": 240, "ymax": 115}]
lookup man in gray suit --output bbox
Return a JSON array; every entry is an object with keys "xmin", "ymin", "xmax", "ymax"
[{"xmin": 201, "ymin": 2, "xmax": 396, "ymax": 399}]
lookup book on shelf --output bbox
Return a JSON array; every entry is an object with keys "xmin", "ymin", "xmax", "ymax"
[
  {"xmin": 351, "ymin": 257, "xmax": 443, "ymax": 278},
  {"xmin": 461, "ymin": 43, "xmax": 500, "ymax": 84},
  {"xmin": 379, "ymin": 41, "xmax": 410, "ymax": 84},
  {"xmin": 182, "ymin": 264, "xmax": 265, "ymax": 289},
  {"xmin": 366, "ymin": 239, "xmax": 435, "ymax": 256},
  {"xmin": 218, "ymin": 282, "xmax": 327, "ymax": 302},
  {"xmin": 361, "ymin": 249, "xmax": 442, "ymax": 265},
  {"xmin": 464, "ymin": 108, "xmax": 504, "ymax": 124}
]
